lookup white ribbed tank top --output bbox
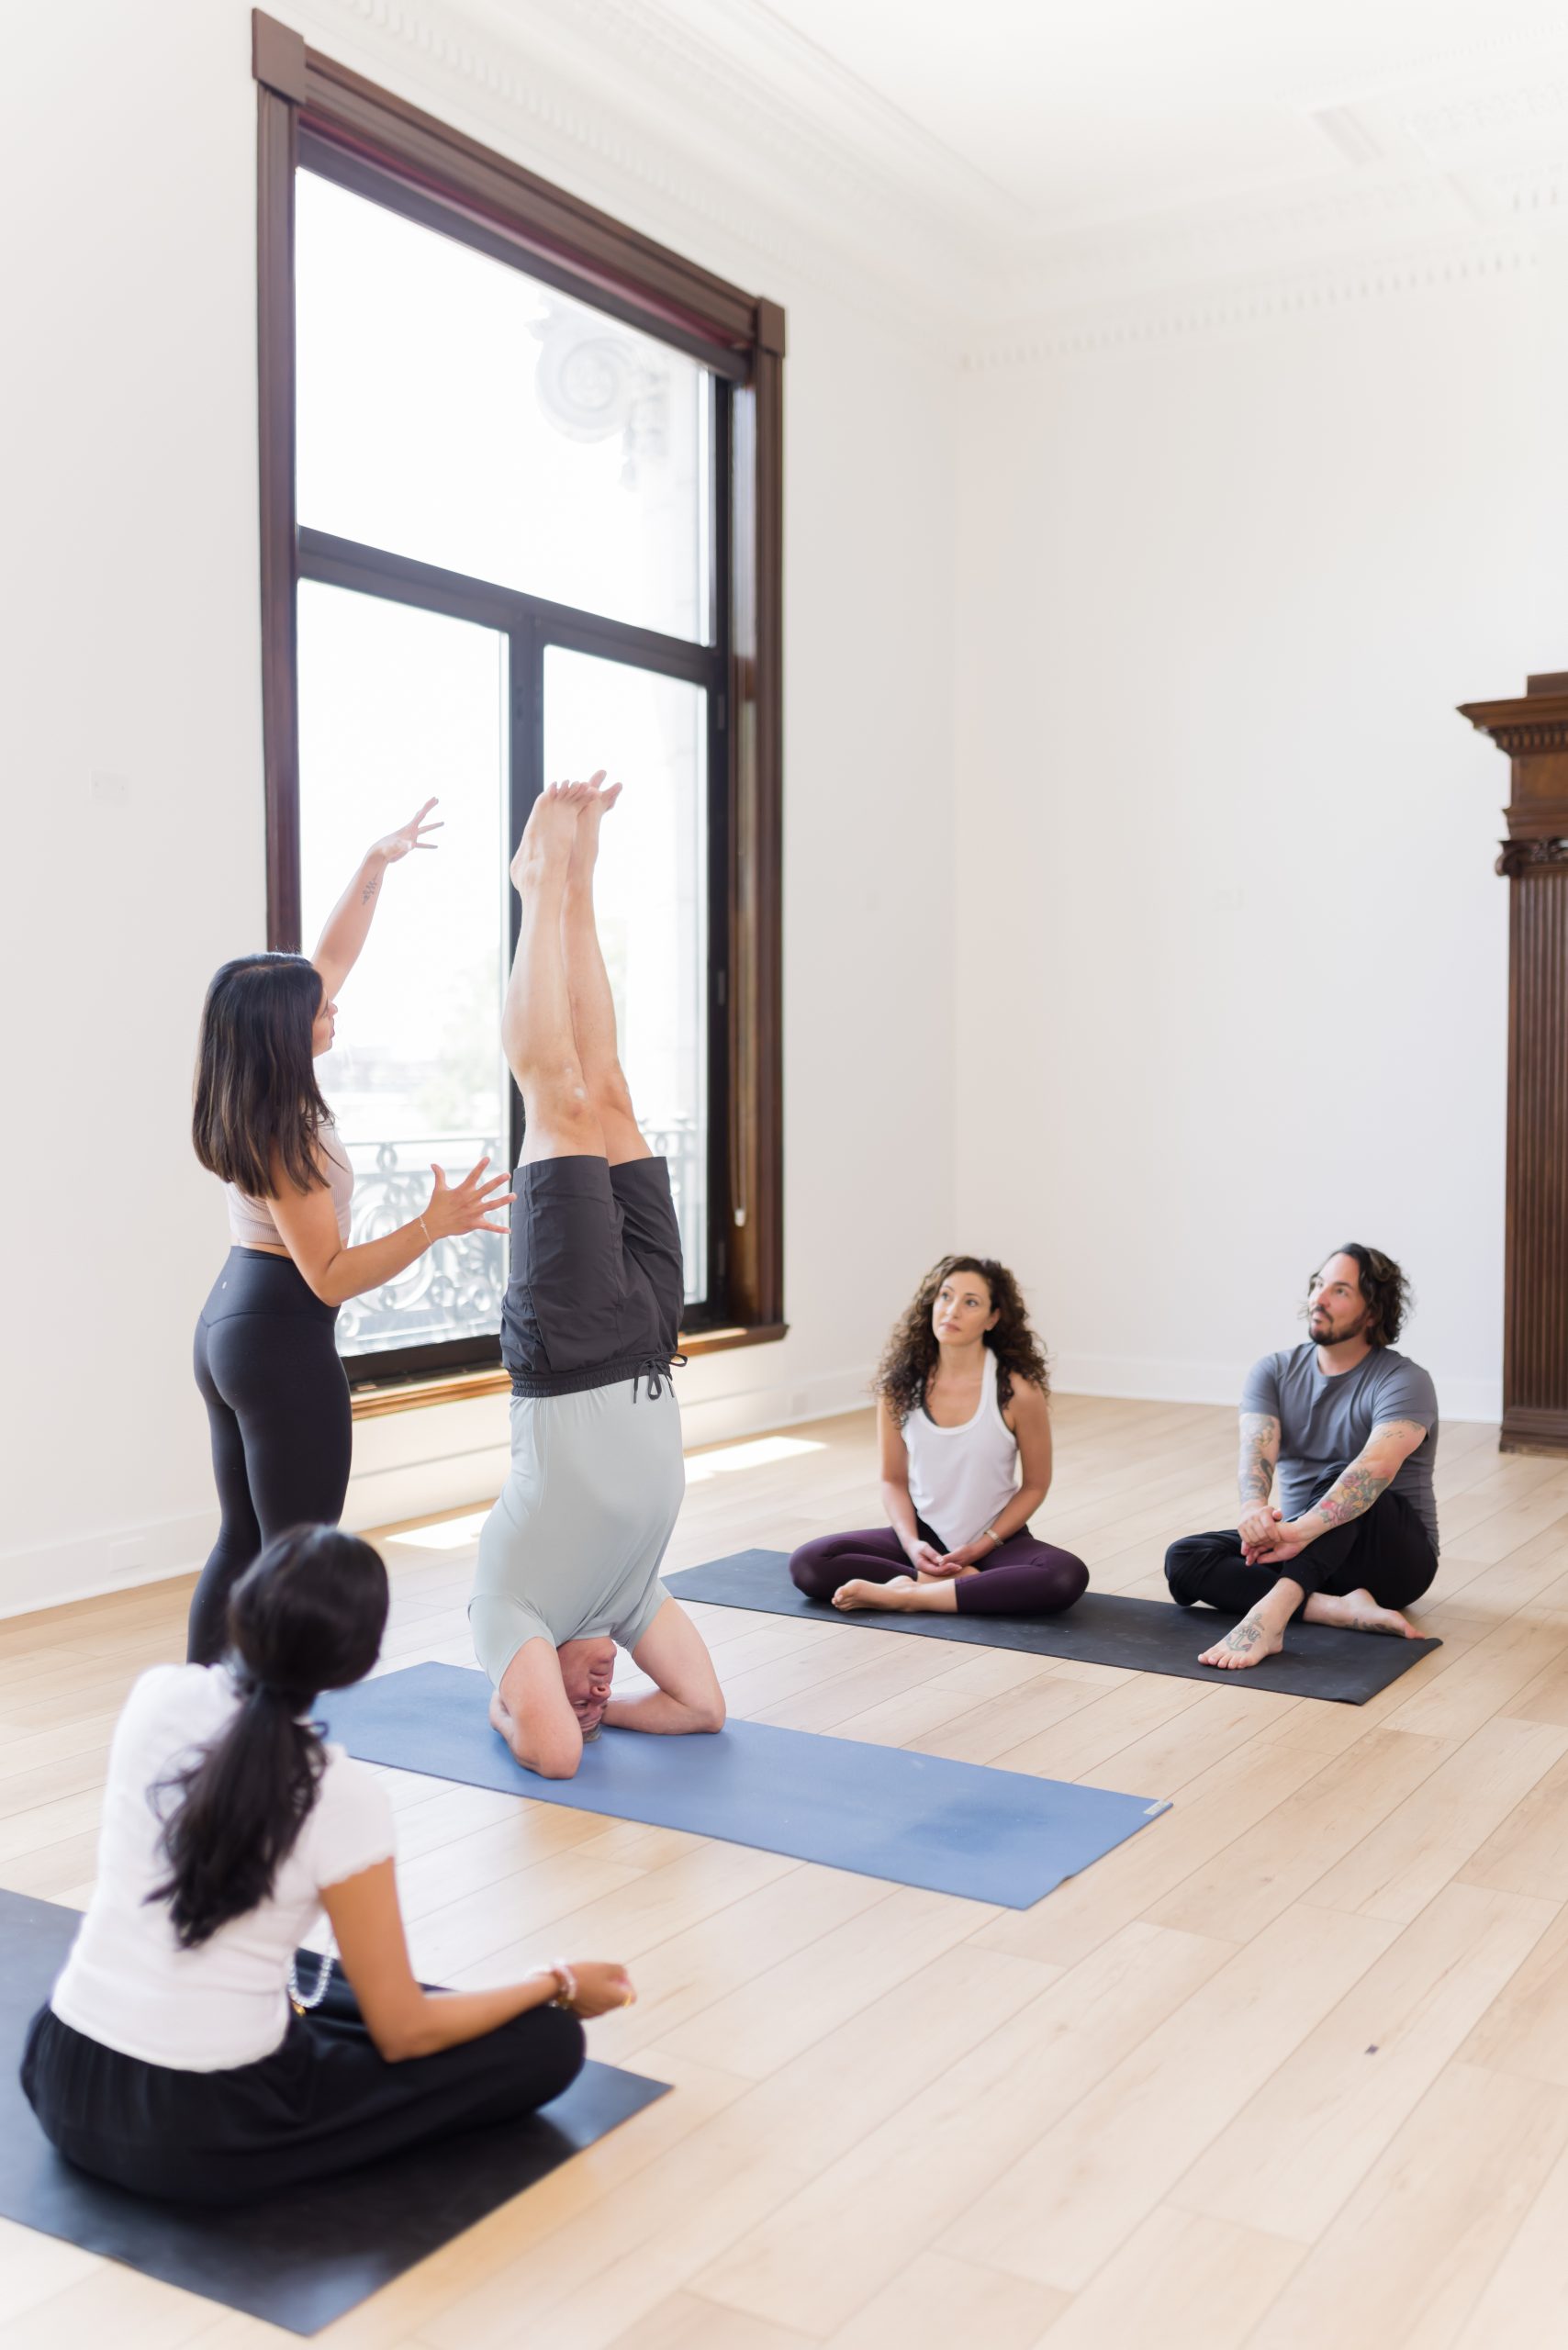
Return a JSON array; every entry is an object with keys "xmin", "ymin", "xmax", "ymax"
[{"xmin": 903, "ymin": 1348, "xmax": 1021, "ymax": 1550}]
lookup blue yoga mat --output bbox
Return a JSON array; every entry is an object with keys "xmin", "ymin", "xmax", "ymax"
[{"xmin": 320, "ymin": 1663, "xmax": 1170, "ymax": 1910}]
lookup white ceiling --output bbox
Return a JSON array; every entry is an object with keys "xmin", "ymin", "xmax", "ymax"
[{"xmin": 318, "ymin": 0, "xmax": 1568, "ymax": 339}]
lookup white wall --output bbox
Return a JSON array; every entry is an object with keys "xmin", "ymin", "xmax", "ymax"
[
  {"xmin": 954, "ymin": 263, "xmax": 1568, "ymax": 1425},
  {"xmin": 0, "ymin": 0, "xmax": 958, "ymax": 1614}
]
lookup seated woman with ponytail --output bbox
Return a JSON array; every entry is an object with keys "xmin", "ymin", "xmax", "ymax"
[
  {"xmin": 20, "ymin": 1528, "xmax": 633, "ymax": 2207},
  {"xmin": 789, "ymin": 1256, "xmax": 1089, "ymax": 1617}
]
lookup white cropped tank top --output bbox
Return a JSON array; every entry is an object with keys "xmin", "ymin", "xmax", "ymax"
[
  {"xmin": 903, "ymin": 1348, "xmax": 1021, "ymax": 1551},
  {"xmin": 227, "ymin": 1121, "xmax": 354, "ymax": 1250}
]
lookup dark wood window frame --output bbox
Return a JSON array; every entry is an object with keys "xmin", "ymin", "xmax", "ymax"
[{"xmin": 252, "ymin": 9, "xmax": 784, "ymax": 1397}]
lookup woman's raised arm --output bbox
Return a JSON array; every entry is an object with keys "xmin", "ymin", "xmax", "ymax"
[{"xmin": 312, "ymin": 800, "xmax": 443, "ymax": 1002}]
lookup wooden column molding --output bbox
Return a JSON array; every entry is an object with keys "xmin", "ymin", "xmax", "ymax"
[{"xmin": 1459, "ymin": 674, "xmax": 1568, "ymax": 1452}]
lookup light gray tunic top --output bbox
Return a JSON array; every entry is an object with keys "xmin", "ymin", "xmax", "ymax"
[{"xmin": 469, "ymin": 1377, "xmax": 684, "ymax": 1685}]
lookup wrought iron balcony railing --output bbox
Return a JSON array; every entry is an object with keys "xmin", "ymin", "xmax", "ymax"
[{"xmin": 337, "ymin": 1122, "xmax": 706, "ymax": 1356}]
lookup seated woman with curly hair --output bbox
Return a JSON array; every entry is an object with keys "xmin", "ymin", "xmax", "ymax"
[{"xmin": 788, "ymin": 1256, "xmax": 1089, "ymax": 1617}]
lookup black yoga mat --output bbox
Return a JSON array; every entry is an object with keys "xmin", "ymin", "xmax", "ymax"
[
  {"xmin": 665, "ymin": 1550, "xmax": 1442, "ymax": 1705},
  {"xmin": 0, "ymin": 1891, "xmax": 668, "ymax": 2336}
]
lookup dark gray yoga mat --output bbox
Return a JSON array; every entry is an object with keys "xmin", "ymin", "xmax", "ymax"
[
  {"xmin": 319, "ymin": 1662, "xmax": 1169, "ymax": 1908},
  {"xmin": 0, "ymin": 1890, "xmax": 668, "ymax": 2336},
  {"xmin": 665, "ymin": 1550, "xmax": 1442, "ymax": 1705}
]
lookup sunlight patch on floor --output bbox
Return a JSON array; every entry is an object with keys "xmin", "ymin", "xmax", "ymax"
[{"xmin": 683, "ymin": 1434, "xmax": 825, "ymax": 1483}]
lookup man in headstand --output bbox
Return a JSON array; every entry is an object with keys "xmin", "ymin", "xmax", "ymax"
[
  {"xmin": 471, "ymin": 773, "xmax": 725, "ymax": 1776},
  {"xmin": 1163, "ymin": 1244, "xmax": 1439, "ymax": 1671}
]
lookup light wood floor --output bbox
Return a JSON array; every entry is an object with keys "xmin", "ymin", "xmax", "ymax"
[{"xmin": 6, "ymin": 1396, "xmax": 1568, "ymax": 2349}]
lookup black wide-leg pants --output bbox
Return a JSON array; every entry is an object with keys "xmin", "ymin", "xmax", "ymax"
[
  {"xmin": 21, "ymin": 1970, "xmax": 585, "ymax": 2208},
  {"xmin": 1164, "ymin": 1488, "xmax": 1438, "ymax": 1619}
]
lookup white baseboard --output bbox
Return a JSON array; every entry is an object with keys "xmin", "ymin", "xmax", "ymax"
[
  {"xmin": 0, "ymin": 1509, "xmax": 218, "ymax": 1624},
  {"xmin": 0, "ymin": 1363, "xmax": 878, "ymax": 1622},
  {"xmin": 1053, "ymin": 1353, "xmax": 1502, "ymax": 1427}
]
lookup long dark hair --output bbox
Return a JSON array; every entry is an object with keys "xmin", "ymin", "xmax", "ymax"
[
  {"xmin": 192, "ymin": 953, "xmax": 330, "ymax": 1198},
  {"xmin": 150, "ymin": 1528, "xmax": 389, "ymax": 1950},
  {"xmin": 874, "ymin": 1254, "xmax": 1051, "ymax": 1422},
  {"xmin": 1306, "ymin": 1242, "xmax": 1412, "ymax": 1348}
]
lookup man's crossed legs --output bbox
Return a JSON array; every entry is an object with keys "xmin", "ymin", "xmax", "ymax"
[{"xmin": 1165, "ymin": 1487, "xmax": 1436, "ymax": 1671}]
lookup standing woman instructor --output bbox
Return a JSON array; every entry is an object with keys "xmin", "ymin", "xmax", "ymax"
[{"xmin": 187, "ymin": 802, "xmax": 511, "ymax": 1663}]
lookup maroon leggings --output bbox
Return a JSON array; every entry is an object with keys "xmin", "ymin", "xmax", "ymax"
[{"xmin": 788, "ymin": 1520, "xmax": 1089, "ymax": 1617}]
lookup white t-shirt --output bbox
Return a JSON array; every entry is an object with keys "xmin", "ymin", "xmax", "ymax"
[{"xmin": 50, "ymin": 1663, "xmax": 396, "ymax": 2071}]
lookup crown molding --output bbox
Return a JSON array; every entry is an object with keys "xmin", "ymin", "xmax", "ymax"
[
  {"xmin": 962, "ymin": 230, "xmax": 1540, "ymax": 374},
  {"xmin": 284, "ymin": 0, "xmax": 994, "ymax": 345},
  {"xmin": 281, "ymin": 0, "xmax": 1568, "ymax": 364}
]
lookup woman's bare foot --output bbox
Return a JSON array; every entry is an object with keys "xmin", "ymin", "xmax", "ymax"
[
  {"xmin": 831, "ymin": 1575, "xmax": 957, "ymax": 1614},
  {"xmin": 833, "ymin": 1575, "xmax": 915, "ymax": 1609},
  {"xmin": 1199, "ymin": 1610, "xmax": 1286, "ymax": 1671},
  {"xmin": 510, "ymin": 779, "xmax": 589, "ymax": 888},
  {"xmin": 1305, "ymin": 1587, "xmax": 1420, "ymax": 1639}
]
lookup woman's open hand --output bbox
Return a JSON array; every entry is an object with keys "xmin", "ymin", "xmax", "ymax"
[
  {"xmin": 903, "ymin": 1538, "xmax": 947, "ymax": 1576},
  {"xmin": 421, "ymin": 1157, "xmax": 513, "ymax": 1243},
  {"xmin": 372, "ymin": 799, "xmax": 443, "ymax": 865}
]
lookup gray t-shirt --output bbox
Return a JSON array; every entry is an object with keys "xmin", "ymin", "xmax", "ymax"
[{"xmin": 1239, "ymin": 1344, "xmax": 1440, "ymax": 1553}]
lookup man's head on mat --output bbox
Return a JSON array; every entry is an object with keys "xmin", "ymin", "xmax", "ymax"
[
  {"xmin": 1304, "ymin": 1245, "xmax": 1409, "ymax": 1350},
  {"xmin": 557, "ymin": 1636, "xmax": 616, "ymax": 1734}
]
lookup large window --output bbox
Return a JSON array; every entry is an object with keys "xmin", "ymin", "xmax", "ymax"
[{"xmin": 253, "ymin": 14, "xmax": 783, "ymax": 1386}]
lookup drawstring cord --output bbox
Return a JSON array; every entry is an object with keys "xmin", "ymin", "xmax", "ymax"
[{"xmin": 632, "ymin": 1352, "xmax": 687, "ymax": 1402}]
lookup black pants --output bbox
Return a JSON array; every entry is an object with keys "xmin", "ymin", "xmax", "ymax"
[
  {"xmin": 21, "ymin": 1971, "xmax": 585, "ymax": 2207},
  {"xmin": 189, "ymin": 1249, "xmax": 353, "ymax": 1664},
  {"xmin": 1164, "ymin": 1488, "xmax": 1438, "ymax": 1618}
]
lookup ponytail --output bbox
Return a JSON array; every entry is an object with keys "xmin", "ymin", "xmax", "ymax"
[{"xmin": 149, "ymin": 1528, "xmax": 388, "ymax": 1950}]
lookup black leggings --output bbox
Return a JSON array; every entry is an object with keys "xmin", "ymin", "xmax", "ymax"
[
  {"xmin": 789, "ymin": 1517, "xmax": 1089, "ymax": 1617},
  {"xmin": 189, "ymin": 1249, "xmax": 353, "ymax": 1664},
  {"xmin": 21, "ymin": 1969, "xmax": 585, "ymax": 2207},
  {"xmin": 1164, "ymin": 1488, "xmax": 1438, "ymax": 1618}
]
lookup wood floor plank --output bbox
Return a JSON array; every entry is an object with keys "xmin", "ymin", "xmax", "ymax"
[
  {"xmin": 821, "ymin": 2252, "xmax": 1066, "ymax": 2350},
  {"xmin": 1172, "ymin": 1878, "xmax": 1558, "ymax": 2242},
  {"xmin": 1305, "ymin": 1715, "xmax": 1568, "ymax": 1925},
  {"xmin": 1030, "ymin": 2203, "xmax": 1304, "ymax": 2350},
  {"xmin": 936, "ymin": 1902, "xmax": 1394, "ymax": 2294},
  {"xmin": 1239, "ymin": 2064, "xmax": 1568, "ymax": 2350}
]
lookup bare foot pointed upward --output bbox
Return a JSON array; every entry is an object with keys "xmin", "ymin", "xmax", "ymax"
[
  {"xmin": 510, "ymin": 778, "xmax": 591, "ymax": 889},
  {"xmin": 566, "ymin": 770, "xmax": 622, "ymax": 882}
]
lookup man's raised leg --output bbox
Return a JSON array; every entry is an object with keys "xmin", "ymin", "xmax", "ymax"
[
  {"xmin": 560, "ymin": 772, "xmax": 651, "ymax": 1167},
  {"xmin": 505, "ymin": 780, "xmax": 606, "ymax": 1164}
]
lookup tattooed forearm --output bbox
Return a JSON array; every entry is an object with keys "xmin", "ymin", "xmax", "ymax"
[
  {"xmin": 1238, "ymin": 1414, "xmax": 1281, "ymax": 1506},
  {"xmin": 359, "ymin": 872, "xmax": 382, "ymax": 906},
  {"xmin": 1308, "ymin": 1462, "xmax": 1390, "ymax": 1529},
  {"xmin": 1303, "ymin": 1421, "xmax": 1426, "ymax": 1533}
]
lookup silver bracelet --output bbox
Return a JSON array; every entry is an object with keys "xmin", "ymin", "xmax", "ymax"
[
  {"xmin": 549, "ymin": 1958, "xmax": 577, "ymax": 2011},
  {"xmin": 417, "ymin": 1214, "xmax": 431, "ymax": 1246}
]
